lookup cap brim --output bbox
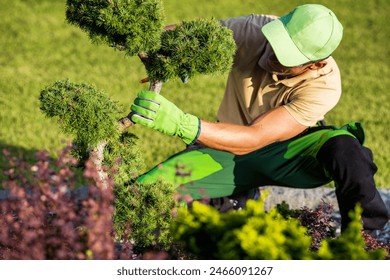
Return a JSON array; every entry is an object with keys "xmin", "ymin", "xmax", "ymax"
[{"xmin": 261, "ymin": 19, "xmax": 309, "ymax": 67}]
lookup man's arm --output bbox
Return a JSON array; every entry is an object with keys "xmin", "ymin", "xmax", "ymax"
[
  {"xmin": 198, "ymin": 106, "xmax": 308, "ymax": 155},
  {"xmin": 130, "ymin": 91, "xmax": 308, "ymax": 155}
]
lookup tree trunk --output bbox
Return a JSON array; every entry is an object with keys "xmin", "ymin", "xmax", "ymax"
[{"xmin": 90, "ymin": 52, "xmax": 162, "ymax": 188}]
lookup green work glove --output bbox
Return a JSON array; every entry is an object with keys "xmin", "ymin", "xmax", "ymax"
[{"xmin": 130, "ymin": 90, "xmax": 200, "ymax": 145}]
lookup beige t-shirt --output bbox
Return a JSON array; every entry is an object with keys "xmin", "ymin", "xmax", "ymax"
[{"xmin": 218, "ymin": 14, "xmax": 342, "ymax": 126}]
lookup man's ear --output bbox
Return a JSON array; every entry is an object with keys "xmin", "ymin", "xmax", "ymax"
[{"xmin": 309, "ymin": 60, "xmax": 327, "ymax": 70}]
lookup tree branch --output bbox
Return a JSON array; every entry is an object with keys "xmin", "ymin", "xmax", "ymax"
[{"xmin": 118, "ymin": 52, "xmax": 162, "ymax": 132}]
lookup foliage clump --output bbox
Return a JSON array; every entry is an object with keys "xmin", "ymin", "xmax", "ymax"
[
  {"xmin": 65, "ymin": 0, "xmax": 165, "ymax": 56},
  {"xmin": 362, "ymin": 231, "xmax": 390, "ymax": 259},
  {"xmin": 39, "ymin": 79, "xmax": 122, "ymax": 160},
  {"xmin": 114, "ymin": 180, "xmax": 178, "ymax": 252},
  {"xmin": 103, "ymin": 132, "xmax": 145, "ymax": 186},
  {"xmin": 146, "ymin": 18, "xmax": 236, "ymax": 82}
]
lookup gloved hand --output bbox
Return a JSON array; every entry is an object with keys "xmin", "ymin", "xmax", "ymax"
[{"xmin": 130, "ymin": 90, "xmax": 200, "ymax": 145}]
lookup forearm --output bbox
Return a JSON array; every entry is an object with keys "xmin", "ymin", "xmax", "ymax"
[
  {"xmin": 197, "ymin": 107, "xmax": 308, "ymax": 155},
  {"xmin": 197, "ymin": 121, "xmax": 269, "ymax": 155}
]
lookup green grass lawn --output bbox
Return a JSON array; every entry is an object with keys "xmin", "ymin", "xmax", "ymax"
[{"xmin": 1, "ymin": 0, "xmax": 390, "ymax": 187}]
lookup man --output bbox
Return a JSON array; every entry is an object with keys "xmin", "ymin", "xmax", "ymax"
[{"xmin": 130, "ymin": 4, "xmax": 389, "ymax": 231}]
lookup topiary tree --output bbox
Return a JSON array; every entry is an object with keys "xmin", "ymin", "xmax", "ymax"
[{"xmin": 38, "ymin": 0, "xmax": 235, "ymax": 252}]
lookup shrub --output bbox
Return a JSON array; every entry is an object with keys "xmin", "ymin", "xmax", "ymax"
[
  {"xmin": 40, "ymin": 2, "xmax": 236, "ymax": 256},
  {"xmin": 172, "ymin": 198, "xmax": 387, "ymax": 260},
  {"xmin": 0, "ymin": 146, "xmax": 133, "ymax": 260},
  {"xmin": 172, "ymin": 199, "xmax": 313, "ymax": 260}
]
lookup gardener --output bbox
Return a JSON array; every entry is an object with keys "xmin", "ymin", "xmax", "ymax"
[{"xmin": 130, "ymin": 4, "xmax": 389, "ymax": 231}]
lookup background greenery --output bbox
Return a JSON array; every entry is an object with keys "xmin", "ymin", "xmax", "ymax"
[{"xmin": 1, "ymin": 0, "xmax": 389, "ymax": 187}]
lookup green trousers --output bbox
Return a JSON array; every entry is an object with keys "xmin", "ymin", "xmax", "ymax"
[{"xmin": 136, "ymin": 124, "xmax": 361, "ymax": 200}]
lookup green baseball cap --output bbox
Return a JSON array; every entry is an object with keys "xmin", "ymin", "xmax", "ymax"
[{"xmin": 261, "ymin": 4, "xmax": 343, "ymax": 67}]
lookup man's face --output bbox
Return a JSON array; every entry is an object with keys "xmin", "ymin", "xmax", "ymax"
[{"xmin": 259, "ymin": 42, "xmax": 313, "ymax": 78}]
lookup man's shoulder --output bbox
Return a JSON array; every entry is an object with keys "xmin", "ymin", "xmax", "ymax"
[
  {"xmin": 294, "ymin": 56, "xmax": 340, "ymax": 86},
  {"xmin": 220, "ymin": 14, "xmax": 276, "ymax": 55},
  {"xmin": 323, "ymin": 56, "xmax": 340, "ymax": 73},
  {"xmin": 316, "ymin": 56, "xmax": 341, "ymax": 87},
  {"xmin": 220, "ymin": 14, "xmax": 277, "ymax": 31}
]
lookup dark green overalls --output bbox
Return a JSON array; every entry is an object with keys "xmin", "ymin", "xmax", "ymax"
[{"xmin": 137, "ymin": 123, "xmax": 362, "ymax": 199}]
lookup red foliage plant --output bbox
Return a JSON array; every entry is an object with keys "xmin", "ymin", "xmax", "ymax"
[{"xmin": 0, "ymin": 146, "xmax": 132, "ymax": 260}]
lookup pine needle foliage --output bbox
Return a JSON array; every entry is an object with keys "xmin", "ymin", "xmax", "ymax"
[
  {"xmin": 103, "ymin": 132, "xmax": 145, "ymax": 185},
  {"xmin": 65, "ymin": 1, "xmax": 235, "ymax": 83},
  {"xmin": 39, "ymin": 79, "xmax": 122, "ymax": 159},
  {"xmin": 65, "ymin": 0, "xmax": 165, "ymax": 56},
  {"xmin": 114, "ymin": 181, "xmax": 178, "ymax": 251},
  {"xmin": 146, "ymin": 18, "xmax": 236, "ymax": 82}
]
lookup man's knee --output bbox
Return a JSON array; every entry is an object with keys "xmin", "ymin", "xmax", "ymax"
[
  {"xmin": 318, "ymin": 134, "xmax": 371, "ymax": 161},
  {"xmin": 317, "ymin": 135, "xmax": 389, "ymax": 230},
  {"xmin": 317, "ymin": 135, "xmax": 377, "ymax": 185},
  {"xmin": 317, "ymin": 135, "xmax": 377, "ymax": 202}
]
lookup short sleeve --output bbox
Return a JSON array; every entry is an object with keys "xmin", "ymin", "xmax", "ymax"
[
  {"xmin": 283, "ymin": 57, "xmax": 342, "ymax": 126},
  {"xmin": 283, "ymin": 89, "xmax": 340, "ymax": 126}
]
